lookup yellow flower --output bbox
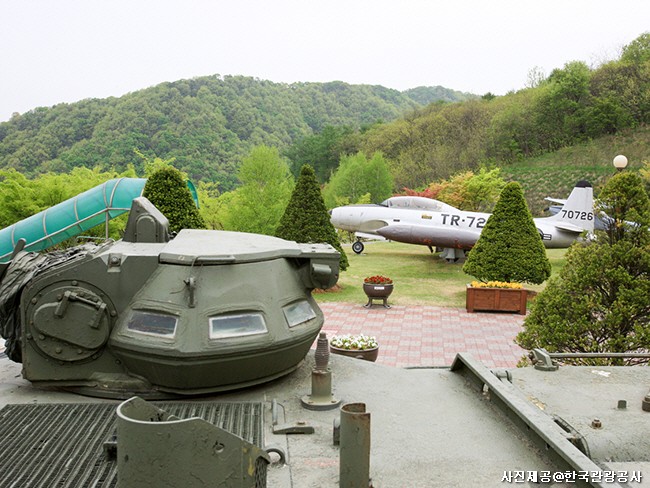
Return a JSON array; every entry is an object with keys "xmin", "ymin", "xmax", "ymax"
[{"xmin": 470, "ymin": 281, "xmax": 523, "ymax": 289}]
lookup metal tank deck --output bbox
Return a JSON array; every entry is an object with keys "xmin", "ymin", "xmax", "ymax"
[{"xmin": 1, "ymin": 348, "xmax": 648, "ymax": 487}]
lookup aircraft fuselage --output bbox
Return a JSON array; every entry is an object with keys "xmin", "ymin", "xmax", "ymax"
[
  {"xmin": 331, "ymin": 182, "xmax": 595, "ymax": 253},
  {"xmin": 331, "ymin": 205, "xmax": 586, "ymax": 249}
]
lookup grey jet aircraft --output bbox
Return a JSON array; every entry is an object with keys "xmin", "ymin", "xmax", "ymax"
[{"xmin": 330, "ymin": 181, "xmax": 594, "ymax": 261}]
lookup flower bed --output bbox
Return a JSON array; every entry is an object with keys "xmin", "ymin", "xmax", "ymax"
[
  {"xmin": 470, "ymin": 280, "xmax": 523, "ymax": 289},
  {"xmin": 364, "ymin": 275, "xmax": 393, "ymax": 285}
]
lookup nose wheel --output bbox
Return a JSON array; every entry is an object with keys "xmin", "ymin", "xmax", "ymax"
[{"xmin": 352, "ymin": 241, "xmax": 364, "ymax": 254}]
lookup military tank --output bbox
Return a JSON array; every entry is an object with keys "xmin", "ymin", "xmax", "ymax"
[{"xmin": 0, "ymin": 197, "xmax": 339, "ymax": 397}]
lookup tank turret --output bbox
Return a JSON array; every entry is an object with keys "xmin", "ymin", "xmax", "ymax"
[{"xmin": 0, "ymin": 197, "xmax": 339, "ymax": 397}]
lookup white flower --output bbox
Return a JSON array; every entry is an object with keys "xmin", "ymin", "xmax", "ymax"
[{"xmin": 330, "ymin": 333, "xmax": 378, "ymax": 350}]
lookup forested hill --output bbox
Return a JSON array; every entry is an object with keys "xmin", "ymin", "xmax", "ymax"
[
  {"xmin": 357, "ymin": 32, "xmax": 650, "ymax": 190},
  {"xmin": 0, "ymin": 75, "xmax": 473, "ymax": 189}
]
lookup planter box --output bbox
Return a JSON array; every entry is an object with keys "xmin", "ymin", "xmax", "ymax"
[{"xmin": 466, "ymin": 285, "xmax": 528, "ymax": 314}]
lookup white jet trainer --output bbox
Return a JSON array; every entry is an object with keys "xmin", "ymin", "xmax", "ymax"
[{"xmin": 330, "ymin": 181, "xmax": 594, "ymax": 260}]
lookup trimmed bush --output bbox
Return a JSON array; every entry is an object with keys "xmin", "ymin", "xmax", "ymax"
[
  {"xmin": 463, "ymin": 181, "xmax": 551, "ymax": 284},
  {"xmin": 143, "ymin": 167, "xmax": 205, "ymax": 233},
  {"xmin": 276, "ymin": 165, "xmax": 348, "ymax": 271}
]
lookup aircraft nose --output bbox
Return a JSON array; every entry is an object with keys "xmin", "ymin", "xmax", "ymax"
[
  {"xmin": 329, "ymin": 207, "xmax": 342, "ymax": 227},
  {"xmin": 329, "ymin": 207, "xmax": 358, "ymax": 231}
]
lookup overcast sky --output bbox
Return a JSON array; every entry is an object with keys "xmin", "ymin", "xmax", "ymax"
[{"xmin": 2, "ymin": 0, "xmax": 648, "ymax": 122}]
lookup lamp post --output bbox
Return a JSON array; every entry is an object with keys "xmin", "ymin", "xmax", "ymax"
[{"xmin": 613, "ymin": 154, "xmax": 628, "ymax": 171}]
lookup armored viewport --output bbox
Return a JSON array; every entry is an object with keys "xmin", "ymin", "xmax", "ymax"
[{"xmin": 1, "ymin": 351, "xmax": 649, "ymax": 487}]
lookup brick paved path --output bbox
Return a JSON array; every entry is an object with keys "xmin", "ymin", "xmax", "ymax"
[
  {"xmin": 319, "ymin": 302, "xmax": 528, "ymax": 368},
  {"xmin": 0, "ymin": 304, "xmax": 527, "ymax": 369}
]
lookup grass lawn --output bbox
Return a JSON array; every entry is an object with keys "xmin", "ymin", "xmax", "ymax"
[{"xmin": 314, "ymin": 241, "xmax": 567, "ymax": 308}]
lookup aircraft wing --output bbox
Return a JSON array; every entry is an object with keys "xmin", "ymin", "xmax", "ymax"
[
  {"xmin": 354, "ymin": 232, "xmax": 387, "ymax": 241},
  {"xmin": 376, "ymin": 223, "xmax": 480, "ymax": 249},
  {"xmin": 553, "ymin": 222, "xmax": 587, "ymax": 233},
  {"xmin": 545, "ymin": 197, "xmax": 567, "ymax": 205}
]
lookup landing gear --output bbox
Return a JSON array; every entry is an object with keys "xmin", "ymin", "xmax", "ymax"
[
  {"xmin": 352, "ymin": 241, "xmax": 365, "ymax": 254},
  {"xmin": 439, "ymin": 247, "xmax": 466, "ymax": 263}
]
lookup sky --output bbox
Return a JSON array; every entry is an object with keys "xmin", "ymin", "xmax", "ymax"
[{"xmin": 2, "ymin": 0, "xmax": 649, "ymax": 122}]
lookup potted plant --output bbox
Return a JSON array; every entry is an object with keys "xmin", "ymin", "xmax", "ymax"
[
  {"xmin": 329, "ymin": 334, "xmax": 379, "ymax": 362},
  {"xmin": 362, "ymin": 275, "xmax": 393, "ymax": 308},
  {"xmin": 463, "ymin": 182, "xmax": 551, "ymax": 314}
]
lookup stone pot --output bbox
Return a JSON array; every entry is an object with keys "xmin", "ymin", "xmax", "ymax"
[{"xmin": 363, "ymin": 283, "xmax": 393, "ymax": 308}]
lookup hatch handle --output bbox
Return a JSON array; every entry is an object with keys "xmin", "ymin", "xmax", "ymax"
[
  {"xmin": 184, "ymin": 277, "xmax": 196, "ymax": 308},
  {"xmin": 55, "ymin": 290, "xmax": 102, "ymax": 318}
]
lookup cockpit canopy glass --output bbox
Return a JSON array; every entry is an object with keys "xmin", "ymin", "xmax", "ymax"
[{"xmin": 380, "ymin": 196, "xmax": 456, "ymax": 212}]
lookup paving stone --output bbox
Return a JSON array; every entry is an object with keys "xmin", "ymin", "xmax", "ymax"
[{"xmin": 318, "ymin": 302, "xmax": 526, "ymax": 368}]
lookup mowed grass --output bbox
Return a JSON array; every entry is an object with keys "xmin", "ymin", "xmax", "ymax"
[{"xmin": 314, "ymin": 241, "xmax": 567, "ymax": 308}]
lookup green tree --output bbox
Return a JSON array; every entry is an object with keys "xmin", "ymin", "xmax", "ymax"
[
  {"xmin": 620, "ymin": 32, "xmax": 650, "ymax": 64},
  {"xmin": 0, "ymin": 166, "xmax": 137, "ymax": 239},
  {"xmin": 516, "ymin": 172, "xmax": 650, "ymax": 364},
  {"xmin": 486, "ymin": 89, "xmax": 544, "ymax": 161},
  {"xmin": 142, "ymin": 166, "xmax": 205, "ymax": 233},
  {"xmin": 425, "ymin": 168, "xmax": 506, "ymax": 212},
  {"xmin": 284, "ymin": 125, "xmax": 358, "ymax": 182},
  {"xmin": 640, "ymin": 159, "xmax": 650, "ymax": 196},
  {"xmin": 462, "ymin": 168, "xmax": 507, "ymax": 212},
  {"xmin": 221, "ymin": 145, "xmax": 294, "ymax": 235},
  {"xmin": 598, "ymin": 169, "xmax": 650, "ymax": 246},
  {"xmin": 586, "ymin": 34, "xmax": 650, "ymax": 134},
  {"xmin": 323, "ymin": 151, "xmax": 393, "ymax": 208},
  {"xmin": 535, "ymin": 61, "xmax": 592, "ymax": 148},
  {"xmin": 196, "ymin": 181, "xmax": 224, "ymax": 230},
  {"xmin": 516, "ymin": 242, "xmax": 650, "ymax": 363},
  {"xmin": 463, "ymin": 182, "xmax": 551, "ymax": 284},
  {"xmin": 0, "ymin": 169, "xmax": 43, "ymax": 227},
  {"xmin": 276, "ymin": 165, "xmax": 348, "ymax": 271}
]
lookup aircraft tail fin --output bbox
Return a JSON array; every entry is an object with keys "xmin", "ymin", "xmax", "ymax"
[{"xmin": 547, "ymin": 180, "xmax": 594, "ymax": 232}]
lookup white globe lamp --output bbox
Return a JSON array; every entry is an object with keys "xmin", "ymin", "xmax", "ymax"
[{"xmin": 613, "ymin": 154, "xmax": 628, "ymax": 171}]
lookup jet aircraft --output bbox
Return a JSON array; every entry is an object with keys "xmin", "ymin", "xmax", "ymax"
[{"xmin": 330, "ymin": 181, "xmax": 594, "ymax": 261}]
